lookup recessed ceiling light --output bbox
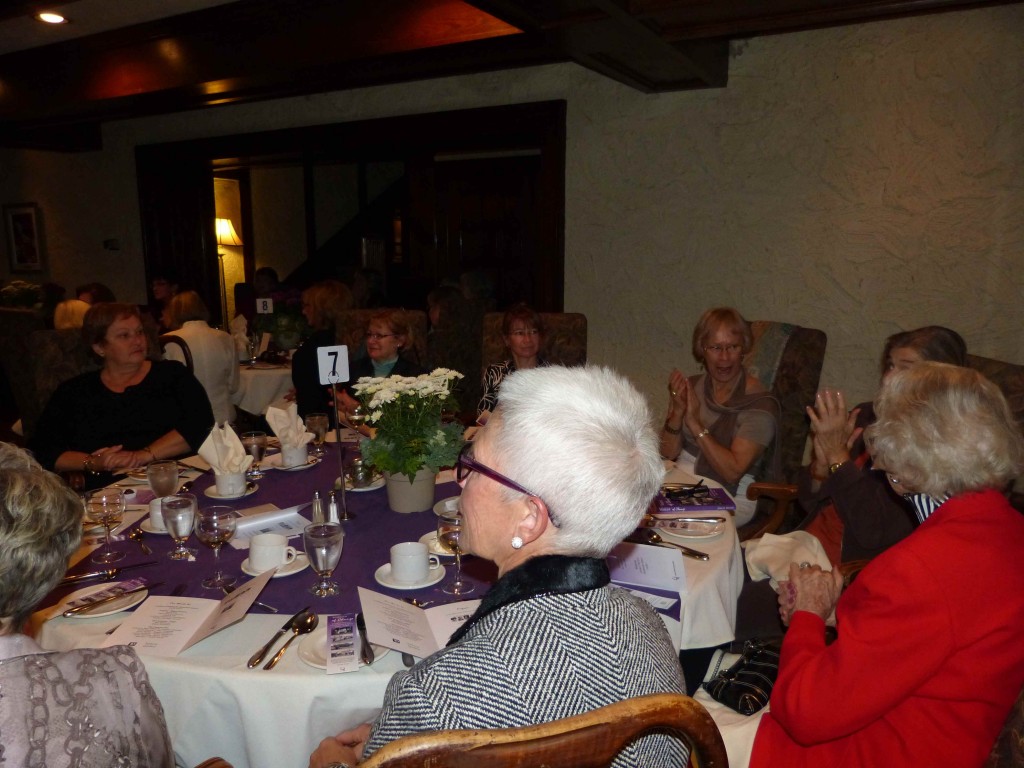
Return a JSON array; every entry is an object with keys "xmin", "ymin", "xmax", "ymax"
[{"xmin": 36, "ymin": 12, "xmax": 68, "ymax": 24}]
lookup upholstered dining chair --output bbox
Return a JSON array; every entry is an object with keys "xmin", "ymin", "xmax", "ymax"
[
  {"xmin": 358, "ymin": 692, "xmax": 727, "ymax": 768},
  {"xmin": 737, "ymin": 320, "xmax": 827, "ymax": 542},
  {"xmin": 333, "ymin": 309, "xmax": 430, "ymax": 371},
  {"xmin": 480, "ymin": 311, "xmax": 588, "ymax": 373}
]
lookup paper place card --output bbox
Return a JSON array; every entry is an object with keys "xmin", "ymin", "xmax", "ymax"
[
  {"xmin": 607, "ymin": 541, "xmax": 687, "ymax": 592},
  {"xmin": 101, "ymin": 568, "xmax": 275, "ymax": 656},
  {"xmin": 229, "ymin": 503, "xmax": 311, "ymax": 549},
  {"xmin": 358, "ymin": 587, "xmax": 480, "ymax": 658},
  {"xmin": 326, "ymin": 613, "xmax": 359, "ymax": 675},
  {"xmin": 36, "ymin": 578, "xmax": 152, "ymax": 622}
]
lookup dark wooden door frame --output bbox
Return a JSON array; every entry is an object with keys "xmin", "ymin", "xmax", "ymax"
[{"xmin": 136, "ymin": 100, "xmax": 566, "ymax": 317}]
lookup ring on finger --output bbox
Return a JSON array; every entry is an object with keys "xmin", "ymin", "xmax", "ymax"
[{"xmin": 799, "ymin": 561, "xmax": 811, "ymax": 569}]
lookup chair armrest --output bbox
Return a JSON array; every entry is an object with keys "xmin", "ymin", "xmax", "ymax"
[{"xmin": 736, "ymin": 482, "xmax": 799, "ymax": 542}]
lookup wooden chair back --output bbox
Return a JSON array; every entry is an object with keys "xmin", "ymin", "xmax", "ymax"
[
  {"xmin": 160, "ymin": 334, "xmax": 195, "ymax": 373},
  {"xmin": 359, "ymin": 692, "xmax": 727, "ymax": 768}
]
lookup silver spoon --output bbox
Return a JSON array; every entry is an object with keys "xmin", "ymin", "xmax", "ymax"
[
  {"xmin": 264, "ymin": 611, "xmax": 318, "ymax": 669},
  {"xmin": 636, "ymin": 529, "xmax": 710, "ymax": 561},
  {"xmin": 128, "ymin": 528, "xmax": 152, "ymax": 555}
]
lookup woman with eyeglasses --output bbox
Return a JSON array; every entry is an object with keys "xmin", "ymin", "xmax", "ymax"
[
  {"xmin": 476, "ymin": 303, "xmax": 545, "ymax": 423},
  {"xmin": 310, "ymin": 366, "xmax": 689, "ymax": 768},
  {"xmin": 336, "ymin": 308, "xmax": 424, "ymax": 416},
  {"xmin": 659, "ymin": 307, "xmax": 779, "ymax": 527}
]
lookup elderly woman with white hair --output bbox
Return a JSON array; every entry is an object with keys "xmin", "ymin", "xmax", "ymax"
[
  {"xmin": 0, "ymin": 442, "xmax": 173, "ymax": 765},
  {"xmin": 311, "ymin": 366, "xmax": 688, "ymax": 768},
  {"xmin": 746, "ymin": 363, "xmax": 1024, "ymax": 767}
]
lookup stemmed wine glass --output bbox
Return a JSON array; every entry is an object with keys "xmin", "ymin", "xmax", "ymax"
[
  {"xmin": 147, "ymin": 460, "xmax": 179, "ymax": 498},
  {"xmin": 347, "ymin": 404, "xmax": 368, "ymax": 430},
  {"xmin": 304, "ymin": 522, "xmax": 344, "ymax": 597},
  {"xmin": 241, "ymin": 431, "xmax": 267, "ymax": 480},
  {"xmin": 161, "ymin": 493, "xmax": 197, "ymax": 560},
  {"xmin": 247, "ymin": 332, "xmax": 260, "ymax": 367},
  {"xmin": 85, "ymin": 488, "xmax": 126, "ymax": 564},
  {"xmin": 436, "ymin": 510, "xmax": 474, "ymax": 596},
  {"xmin": 195, "ymin": 505, "xmax": 237, "ymax": 589},
  {"xmin": 305, "ymin": 413, "xmax": 328, "ymax": 458}
]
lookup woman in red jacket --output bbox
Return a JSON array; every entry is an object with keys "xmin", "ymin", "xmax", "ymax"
[{"xmin": 751, "ymin": 362, "xmax": 1024, "ymax": 768}]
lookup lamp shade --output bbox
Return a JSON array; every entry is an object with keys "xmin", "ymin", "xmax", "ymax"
[{"xmin": 215, "ymin": 217, "xmax": 243, "ymax": 246}]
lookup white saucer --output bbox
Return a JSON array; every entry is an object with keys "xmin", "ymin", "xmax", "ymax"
[
  {"xmin": 265, "ymin": 455, "xmax": 320, "ymax": 472},
  {"xmin": 374, "ymin": 563, "xmax": 445, "ymax": 590},
  {"xmin": 419, "ymin": 531, "xmax": 454, "ymax": 558},
  {"xmin": 241, "ymin": 554, "xmax": 309, "ymax": 578},
  {"xmin": 433, "ymin": 495, "xmax": 461, "ymax": 517},
  {"xmin": 139, "ymin": 520, "xmax": 171, "ymax": 536},
  {"xmin": 658, "ymin": 520, "xmax": 726, "ymax": 542},
  {"xmin": 65, "ymin": 581, "xmax": 148, "ymax": 618},
  {"xmin": 297, "ymin": 625, "xmax": 390, "ymax": 669},
  {"xmin": 337, "ymin": 475, "xmax": 385, "ymax": 492},
  {"xmin": 203, "ymin": 483, "xmax": 258, "ymax": 500}
]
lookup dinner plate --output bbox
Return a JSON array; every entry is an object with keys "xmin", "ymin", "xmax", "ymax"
[
  {"xmin": 433, "ymin": 495, "xmax": 460, "ymax": 517},
  {"xmin": 139, "ymin": 519, "xmax": 171, "ymax": 536},
  {"xmin": 336, "ymin": 475, "xmax": 385, "ymax": 492},
  {"xmin": 203, "ymin": 483, "xmax": 258, "ymax": 500},
  {"xmin": 657, "ymin": 519, "xmax": 726, "ymax": 542},
  {"xmin": 64, "ymin": 581, "xmax": 148, "ymax": 618},
  {"xmin": 374, "ymin": 563, "xmax": 445, "ymax": 590},
  {"xmin": 419, "ymin": 531, "xmax": 454, "ymax": 558},
  {"xmin": 240, "ymin": 553, "xmax": 309, "ymax": 578},
  {"xmin": 297, "ymin": 626, "xmax": 390, "ymax": 669}
]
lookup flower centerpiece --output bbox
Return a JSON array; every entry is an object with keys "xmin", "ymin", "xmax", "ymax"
[
  {"xmin": 253, "ymin": 288, "xmax": 307, "ymax": 350},
  {"xmin": 352, "ymin": 368, "xmax": 464, "ymax": 513}
]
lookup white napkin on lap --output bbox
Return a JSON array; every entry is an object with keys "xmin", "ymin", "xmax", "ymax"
[
  {"xmin": 229, "ymin": 315, "xmax": 249, "ymax": 361},
  {"xmin": 266, "ymin": 403, "xmax": 314, "ymax": 449},
  {"xmin": 744, "ymin": 531, "xmax": 832, "ymax": 590},
  {"xmin": 199, "ymin": 424, "xmax": 253, "ymax": 475}
]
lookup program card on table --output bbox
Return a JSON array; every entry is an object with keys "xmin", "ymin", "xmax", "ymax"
[
  {"xmin": 357, "ymin": 587, "xmax": 480, "ymax": 658},
  {"xmin": 651, "ymin": 486, "xmax": 735, "ymax": 514}
]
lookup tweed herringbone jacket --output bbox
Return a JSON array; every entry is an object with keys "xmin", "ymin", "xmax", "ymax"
[{"xmin": 364, "ymin": 556, "xmax": 690, "ymax": 766}]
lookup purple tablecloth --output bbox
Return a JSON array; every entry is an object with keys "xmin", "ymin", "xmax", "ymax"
[{"xmin": 49, "ymin": 445, "xmax": 496, "ymax": 614}]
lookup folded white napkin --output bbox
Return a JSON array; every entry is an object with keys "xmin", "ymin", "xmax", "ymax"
[
  {"xmin": 198, "ymin": 424, "xmax": 253, "ymax": 475},
  {"xmin": 266, "ymin": 403, "xmax": 314, "ymax": 449},
  {"xmin": 744, "ymin": 531, "xmax": 832, "ymax": 590},
  {"xmin": 229, "ymin": 315, "xmax": 250, "ymax": 360}
]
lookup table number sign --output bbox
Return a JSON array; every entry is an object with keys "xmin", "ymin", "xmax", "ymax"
[
  {"xmin": 255, "ymin": 298, "xmax": 274, "ymax": 315},
  {"xmin": 317, "ymin": 345, "xmax": 350, "ymax": 386}
]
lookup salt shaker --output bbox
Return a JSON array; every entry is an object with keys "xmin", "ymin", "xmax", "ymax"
[
  {"xmin": 327, "ymin": 490, "xmax": 340, "ymax": 523},
  {"xmin": 310, "ymin": 490, "xmax": 324, "ymax": 524}
]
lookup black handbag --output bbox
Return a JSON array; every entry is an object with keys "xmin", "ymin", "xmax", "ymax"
[{"xmin": 702, "ymin": 638, "xmax": 780, "ymax": 715}]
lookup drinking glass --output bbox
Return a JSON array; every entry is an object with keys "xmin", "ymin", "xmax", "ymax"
[
  {"xmin": 147, "ymin": 460, "xmax": 179, "ymax": 497},
  {"xmin": 305, "ymin": 413, "xmax": 328, "ymax": 457},
  {"xmin": 241, "ymin": 431, "xmax": 267, "ymax": 480},
  {"xmin": 347, "ymin": 404, "xmax": 368, "ymax": 429},
  {"xmin": 436, "ymin": 511, "xmax": 474, "ymax": 596},
  {"xmin": 85, "ymin": 488, "xmax": 126, "ymax": 564},
  {"xmin": 195, "ymin": 505, "xmax": 237, "ymax": 589},
  {"xmin": 304, "ymin": 522, "xmax": 344, "ymax": 597},
  {"xmin": 247, "ymin": 332, "xmax": 260, "ymax": 366},
  {"xmin": 161, "ymin": 493, "xmax": 197, "ymax": 560}
]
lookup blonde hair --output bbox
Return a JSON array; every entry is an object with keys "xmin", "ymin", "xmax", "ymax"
[
  {"xmin": 866, "ymin": 363, "xmax": 1024, "ymax": 498},
  {"xmin": 691, "ymin": 307, "xmax": 752, "ymax": 364},
  {"xmin": 369, "ymin": 308, "xmax": 415, "ymax": 354},
  {"xmin": 166, "ymin": 290, "xmax": 210, "ymax": 328},
  {"xmin": 303, "ymin": 280, "xmax": 352, "ymax": 331},
  {"xmin": 53, "ymin": 299, "xmax": 90, "ymax": 330}
]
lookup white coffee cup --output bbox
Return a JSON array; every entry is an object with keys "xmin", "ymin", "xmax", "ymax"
[
  {"xmin": 214, "ymin": 471, "xmax": 246, "ymax": 497},
  {"xmin": 390, "ymin": 541, "xmax": 442, "ymax": 584},
  {"xmin": 249, "ymin": 533, "xmax": 299, "ymax": 572},
  {"xmin": 280, "ymin": 443, "xmax": 309, "ymax": 468},
  {"xmin": 147, "ymin": 498, "xmax": 167, "ymax": 532}
]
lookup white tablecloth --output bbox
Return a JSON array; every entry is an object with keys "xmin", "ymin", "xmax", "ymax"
[
  {"xmin": 37, "ymin": 613, "xmax": 403, "ymax": 768},
  {"xmin": 233, "ymin": 365, "xmax": 293, "ymax": 415}
]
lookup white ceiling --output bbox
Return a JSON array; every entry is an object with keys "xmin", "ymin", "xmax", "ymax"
[{"xmin": 0, "ymin": 0, "xmax": 236, "ymax": 56}]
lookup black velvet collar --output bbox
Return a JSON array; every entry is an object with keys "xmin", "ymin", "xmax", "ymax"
[{"xmin": 447, "ymin": 554, "xmax": 609, "ymax": 646}]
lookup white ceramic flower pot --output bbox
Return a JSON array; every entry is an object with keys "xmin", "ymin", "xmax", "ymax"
[{"xmin": 384, "ymin": 468, "xmax": 437, "ymax": 513}]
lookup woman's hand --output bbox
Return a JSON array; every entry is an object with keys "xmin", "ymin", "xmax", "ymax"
[
  {"xmin": 309, "ymin": 722, "xmax": 371, "ymax": 767},
  {"xmin": 780, "ymin": 562, "xmax": 844, "ymax": 624},
  {"xmin": 806, "ymin": 390, "xmax": 862, "ymax": 473},
  {"xmin": 667, "ymin": 369, "xmax": 689, "ymax": 417}
]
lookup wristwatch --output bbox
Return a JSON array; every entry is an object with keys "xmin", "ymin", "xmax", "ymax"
[{"xmin": 828, "ymin": 461, "xmax": 847, "ymax": 475}]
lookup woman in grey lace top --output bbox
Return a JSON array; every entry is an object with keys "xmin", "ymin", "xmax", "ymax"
[{"xmin": 0, "ymin": 442, "xmax": 174, "ymax": 767}]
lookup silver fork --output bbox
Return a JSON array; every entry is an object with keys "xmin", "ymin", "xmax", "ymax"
[{"xmin": 223, "ymin": 584, "xmax": 279, "ymax": 613}]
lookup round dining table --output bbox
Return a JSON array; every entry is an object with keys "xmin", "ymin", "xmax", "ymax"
[
  {"xmin": 33, "ymin": 448, "xmax": 743, "ymax": 768},
  {"xmin": 233, "ymin": 362, "xmax": 293, "ymax": 415}
]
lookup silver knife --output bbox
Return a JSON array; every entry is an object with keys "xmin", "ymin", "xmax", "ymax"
[
  {"xmin": 63, "ymin": 581, "xmax": 160, "ymax": 617},
  {"xmin": 58, "ymin": 561, "xmax": 158, "ymax": 587},
  {"xmin": 356, "ymin": 612, "xmax": 374, "ymax": 666},
  {"xmin": 643, "ymin": 516, "xmax": 727, "ymax": 526},
  {"xmin": 248, "ymin": 606, "xmax": 310, "ymax": 668}
]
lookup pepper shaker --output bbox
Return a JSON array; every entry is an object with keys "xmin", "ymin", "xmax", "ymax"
[{"xmin": 310, "ymin": 490, "xmax": 324, "ymax": 524}]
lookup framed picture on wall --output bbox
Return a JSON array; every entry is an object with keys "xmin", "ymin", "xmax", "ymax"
[{"xmin": 4, "ymin": 203, "xmax": 46, "ymax": 272}]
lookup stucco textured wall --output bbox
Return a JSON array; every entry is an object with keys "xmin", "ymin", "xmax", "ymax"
[{"xmin": 1, "ymin": 4, "xmax": 1021, "ymax": 417}]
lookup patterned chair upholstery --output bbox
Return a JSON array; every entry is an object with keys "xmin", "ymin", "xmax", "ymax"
[
  {"xmin": 481, "ymin": 312, "xmax": 588, "ymax": 373},
  {"xmin": 333, "ymin": 309, "xmax": 429, "ymax": 371},
  {"xmin": 740, "ymin": 320, "xmax": 828, "ymax": 541},
  {"xmin": 984, "ymin": 682, "xmax": 1024, "ymax": 768},
  {"xmin": 426, "ymin": 299, "xmax": 488, "ymax": 419}
]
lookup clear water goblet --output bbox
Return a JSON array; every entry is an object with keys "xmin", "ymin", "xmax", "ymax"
[
  {"xmin": 85, "ymin": 488, "xmax": 126, "ymax": 564},
  {"xmin": 161, "ymin": 493, "xmax": 197, "ymax": 561},
  {"xmin": 305, "ymin": 413, "xmax": 328, "ymax": 457},
  {"xmin": 435, "ymin": 510, "xmax": 474, "ymax": 596},
  {"xmin": 195, "ymin": 505, "xmax": 237, "ymax": 589},
  {"xmin": 241, "ymin": 430, "xmax": 267, "ymax": 480},
  {"xmin": 304, "ymin": 522, "xmax": 344, "ymax": 597},
  {"xmin": 147, "ymin": 460, "xmax": 179, "ymax": 498}
]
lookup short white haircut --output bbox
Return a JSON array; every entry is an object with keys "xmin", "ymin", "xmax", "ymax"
[{"xmin": 493, "ymin": 366, "xmax": 663, "ymax": 557}]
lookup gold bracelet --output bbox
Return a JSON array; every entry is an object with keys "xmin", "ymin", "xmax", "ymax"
[{"xmin": 663, "ymin": 421, "xmax": 682, "ymax": 435}]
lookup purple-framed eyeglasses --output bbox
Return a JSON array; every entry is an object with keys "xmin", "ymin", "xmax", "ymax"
[{"xmin": 456, "ymin": 444, "xmax": 560, "ymax": 527}]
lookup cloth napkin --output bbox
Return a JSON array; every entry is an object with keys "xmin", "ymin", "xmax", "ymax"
[
  {"xmin": 266, "ymin": 403, "xmax": 314, "ymax": 448},
  {"xmin": 198, "ymin": 423, "xmax": 253, "ymax": 475},
  {"xmin": 744, "ymin": 531, "xmax": 832, "ymax": 590},
  {"xmin": 229, "ymin": 315, "xmax": 249, "ymax": 361}
]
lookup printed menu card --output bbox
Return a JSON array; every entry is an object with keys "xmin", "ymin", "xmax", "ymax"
[
  {"xmin": 101, "ymin": 568, "xmax": 275, "ymax": 656},
  {"xmin": 357, "ymin": 587, "xmax": 480, "ymax": 657}
]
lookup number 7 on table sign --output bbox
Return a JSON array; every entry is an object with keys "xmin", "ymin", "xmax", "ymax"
[{"xmin": 317, "ymin": 345, "xmax": 351, "ymax": 386}]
